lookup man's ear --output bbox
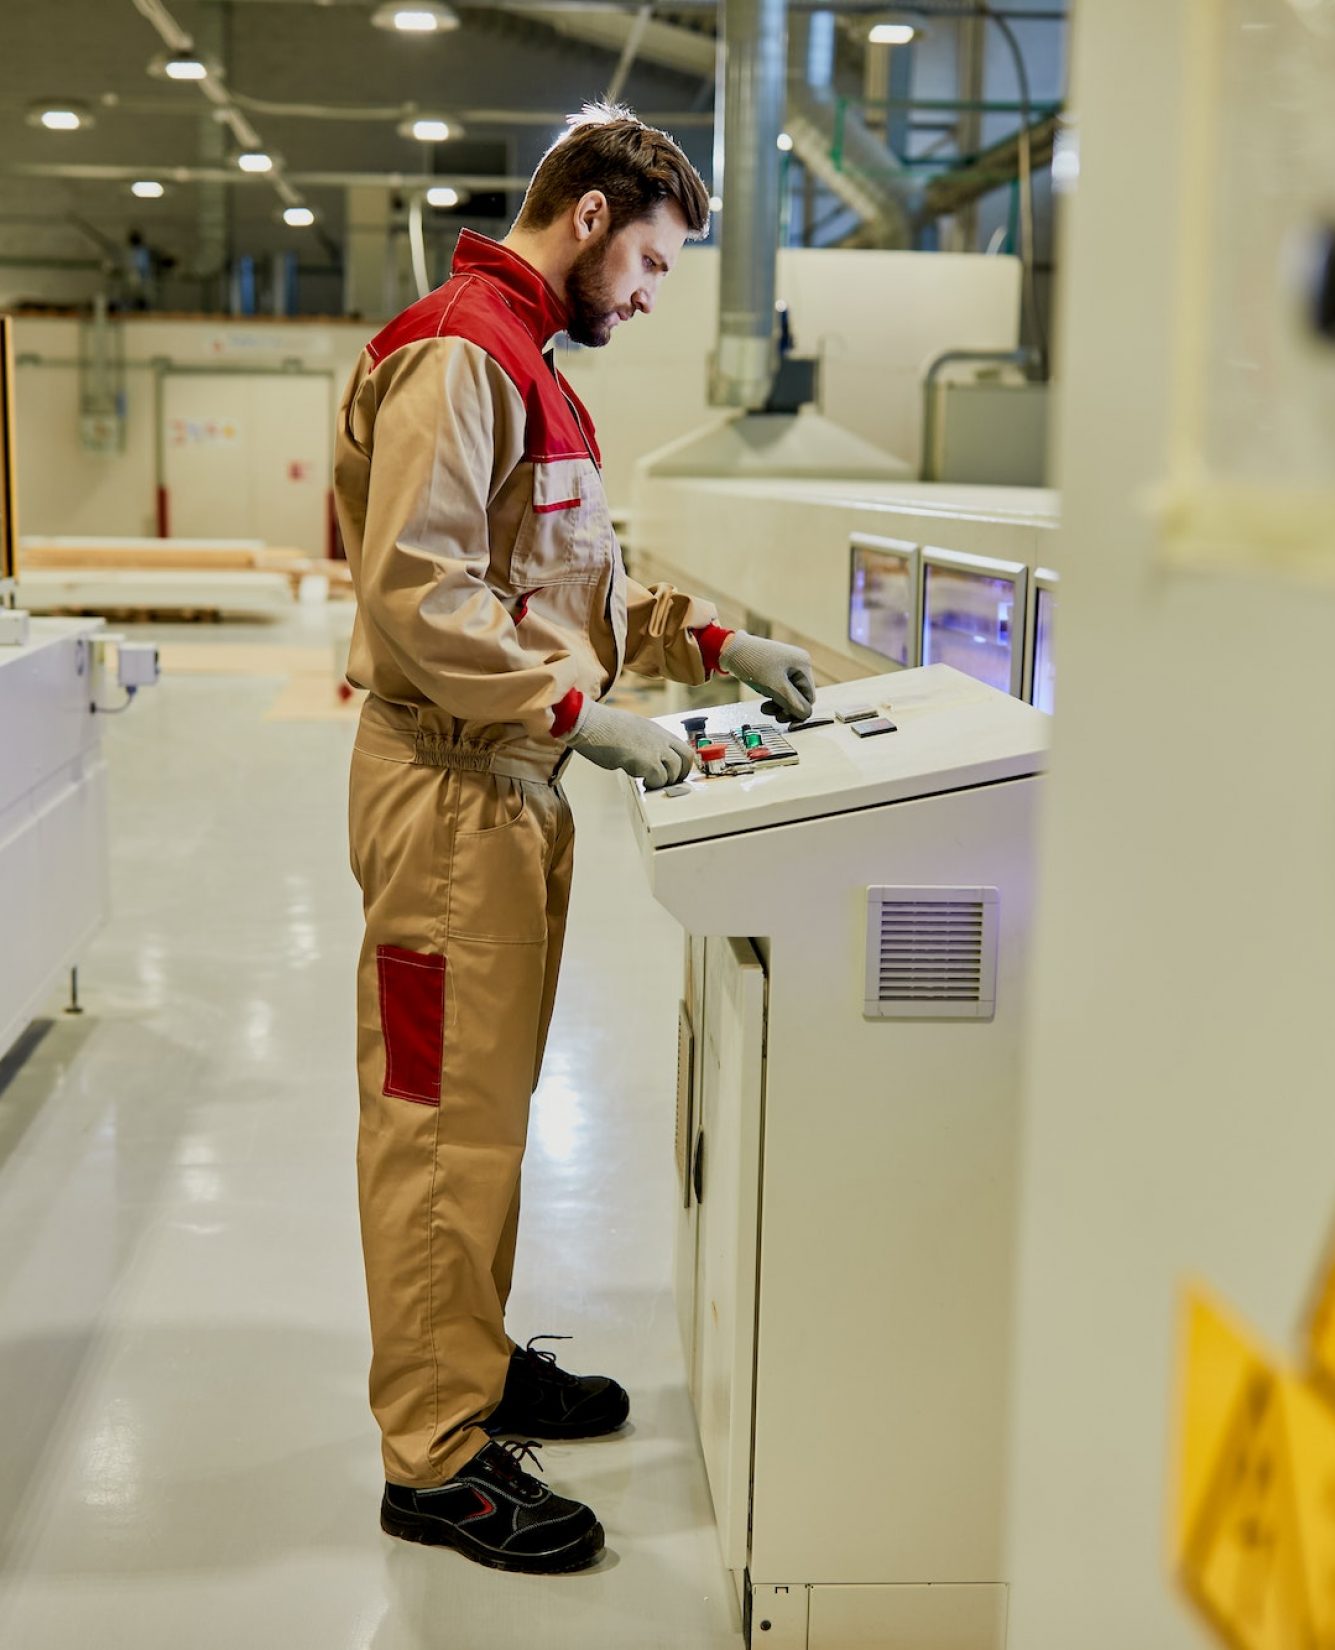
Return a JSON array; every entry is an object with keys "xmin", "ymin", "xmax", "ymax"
[{"xmin": 572, "ymin": 190, "xmax": 611, "ymax": 243}]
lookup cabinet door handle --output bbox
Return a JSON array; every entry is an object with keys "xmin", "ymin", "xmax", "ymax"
[{"xmin": 692, "ymin": 1130, "xmax": 705, "ymax": 1205}]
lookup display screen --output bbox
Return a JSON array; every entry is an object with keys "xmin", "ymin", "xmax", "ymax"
[
  {"xmin": 1031, "ymin": 586, "xmax": 1057, "ymax": 714},
  {"xmin": 849, "ymin": 541, "xmax": 914, "ymax": 667},
  {"xmin": 921, "ymin": 563, "xmax": 1018, "ymax": 695}
]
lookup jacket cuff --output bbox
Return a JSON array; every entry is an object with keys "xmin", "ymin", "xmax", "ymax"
[
  {"xmin": 549, "ymin": 687, "xmax": 585, "ymax": 740},
  {"xmin": 694, "ymin": 622, "xmax": 734, "ymax": 679}
]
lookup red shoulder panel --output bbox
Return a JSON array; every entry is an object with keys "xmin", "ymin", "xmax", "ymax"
[{"xmin": 366, "ymin": 276, "xmax": 591, "ymax": 465}]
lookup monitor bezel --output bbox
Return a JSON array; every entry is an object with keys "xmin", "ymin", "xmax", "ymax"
[
  {"xmin": 1023, "ymin": 566, "xmax": 1059, "ymax": 709},
  {"xmin": 920, "ymin": 546, "xmax": 1029, "ymax": 700},
  {"xmin": 847, "ymin": 532, "xmax": 922, "ymax": 671}
]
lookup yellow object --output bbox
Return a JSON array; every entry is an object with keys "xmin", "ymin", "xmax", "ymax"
[
  {"xmin": 1305, "ymin": 1243, "xmax": 1335, "ymax": 1399},
  {"xmin": 1175, "ymin": 1286, "xmax": 1335, "ymax": 1649}
]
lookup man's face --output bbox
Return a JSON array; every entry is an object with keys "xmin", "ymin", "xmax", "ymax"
[{"xmin": 565, "ymin": 201, "xmax": 689, "ymax": 349}]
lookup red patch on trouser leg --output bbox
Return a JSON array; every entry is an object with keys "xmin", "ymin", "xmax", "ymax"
[{"xmin": 376, "ymin": 946, "xmax": 446, "ymax": 1105}]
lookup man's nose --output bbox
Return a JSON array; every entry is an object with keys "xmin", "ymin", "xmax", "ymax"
[{"xmin": 633, "ymin": 286, "xmax": 654, "ymax": 315}]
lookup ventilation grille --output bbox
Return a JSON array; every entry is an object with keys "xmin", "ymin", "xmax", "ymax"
[{"xmin": 865, "ymin": 887, "xmax": 999, "ymax": 1020}]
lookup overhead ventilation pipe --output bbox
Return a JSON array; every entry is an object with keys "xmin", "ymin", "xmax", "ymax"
[{"xmin": 710, "ymin": 0, "xmax": 787, "ymax": 410}]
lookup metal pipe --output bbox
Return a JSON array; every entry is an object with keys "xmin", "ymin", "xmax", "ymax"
[
  {"xmin": 605, "ymin": 5, "xmax": 654, "ymax": 104},
  {"xmin": 711, "ymin": 0, "xmax": 786, "ymax": 409}
]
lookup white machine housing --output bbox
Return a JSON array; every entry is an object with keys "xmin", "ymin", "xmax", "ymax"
[
  {"xmin": 0, "ymin": 618, "xmax": 111, "ymax": 1058},
  {"xmin": 627, "ymin": 665, "xmax": 1048, "ymax": 1650}
]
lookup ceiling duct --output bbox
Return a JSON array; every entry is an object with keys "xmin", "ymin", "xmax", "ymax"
[
  {"xmin": 637, "ymin": 0, "xmax": 910, "ymax": 485},
  {"xmin": 710, "ymin": 0, "xmax": 786, "ymax": 410}
]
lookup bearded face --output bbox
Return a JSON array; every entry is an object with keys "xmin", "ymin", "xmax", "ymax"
[{"xmin": 564, "ymin": 234, "xmax": 628, "ymax": 348}]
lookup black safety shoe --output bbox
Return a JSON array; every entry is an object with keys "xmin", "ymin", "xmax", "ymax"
[
  {"xmin": 485, "ymin": 1335, "xmax": 631, "ymax": 1440},
  {"xmin": 380, "ymin": 1440, "xmax": 604, "ymax": 1574}
]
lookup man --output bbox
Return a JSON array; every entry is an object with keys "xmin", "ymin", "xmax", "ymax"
[{"xmin": 334, "ymin": 103, "xmax": 815, "ymax": 1576}]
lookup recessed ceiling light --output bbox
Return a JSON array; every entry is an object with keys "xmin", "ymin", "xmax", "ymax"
[
  {"xmin": 28, "ymin": 102, "xmax": 94, "ymax": 131},
  {"xmin": 237, "ymin": 151, "xmax": 274, "ymax": 173},
  {"xmin": 283, "ymin": 206, "xmax": 315, "ymax": 227},
  {"xmin": 426, "ymin": 186, "xmax": 463, "ymax": 208},
  {"xmin": 868, "ymin": 23, "xmax": 917, "ymax": 45},
  {"xmin": 131, "ymin": 180, "xmax": 165, "ymax": 199},
  {"xmin": 399, "ymin": 116, "xmax": 463, "ymax": 142},
  {"xmin": 776, "ymin": 132, "xmax": 794, "ymax": 152},
  {"xmin": 371, "ymin": 3, "xmax": 459, "ymax": 32}
]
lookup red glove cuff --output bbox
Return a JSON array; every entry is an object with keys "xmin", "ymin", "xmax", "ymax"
[
  {"xmin": 549, "ymin": 687, "xmax": 585, "ymax": 740},
  {"xmin": 694, "ymin": 622, "xmax": 734, "ymax": 679}
]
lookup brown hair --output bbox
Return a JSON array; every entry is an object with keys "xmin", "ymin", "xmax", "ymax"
[{"xmin": 516, "ymin": 102, "xmax": 711, "ymax": 238}]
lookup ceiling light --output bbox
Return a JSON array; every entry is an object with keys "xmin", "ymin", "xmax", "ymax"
[
  {"xmin": 131, "ymin": 180, "xmax": 165, "ymax": 199},
  {"xmin": 426, "ymin": 186, "xmax": 463, "ymax": 208},
  {"xmin": 708, "ymin": 195, "xmax": 723, "ymax": 212},
  {"xmin": 147, "ymin": 48, "xmax": 220, "ymax": 82},
  {"xmin": 400, "ymin": 115, "xmax": 463, "ymax": 142},
  {"xmin": 776, "ymin": 132, "xmax": 794, "ymax": 152},
  {"xmin": 29, "ymin": 102, "xmax": 94, "ymax": 131},
  {"xmin": 283, "ymin": 206, "xmax": 315, "ymax": 227},
  {"xmin": 237, "ymin": 151, "xmax": 274, "ymax": 173},
  {"xmin": 372, "ymin": 2, "xmax": 459, "ymax": 32},
  {"xmin": 164, "ymin": 51, "xmax": 208, "ymax": 79},
  {"xmin": 868, "ymin": 23, "xmax": 918, "ymax": 45}
]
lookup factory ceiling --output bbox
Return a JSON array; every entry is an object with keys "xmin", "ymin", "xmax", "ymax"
[{"xmin": 0, "ymin": 0, "xmax": 1066, "ymax": 314}]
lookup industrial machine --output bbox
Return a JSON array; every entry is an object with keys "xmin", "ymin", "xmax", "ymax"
[
  {"xmin": 0, "ymin": 616, "xmax": 159, "ymax": 1059},
  {"xmin": 627, "ymin": 665, "xmax": 1049, "ymax": 1650}
]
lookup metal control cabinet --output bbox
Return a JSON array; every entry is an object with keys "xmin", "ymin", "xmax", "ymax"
[{"xmin": 629, "ymin": 666, "xmax": 1048, "ymax": 1650}]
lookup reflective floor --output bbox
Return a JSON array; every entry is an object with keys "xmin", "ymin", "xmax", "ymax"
[{"xmin": 0, "ymin": 610, "xmax": 741, "ymax": 1649}]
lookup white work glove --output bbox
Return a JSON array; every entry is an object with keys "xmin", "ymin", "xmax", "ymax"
[
  {"xmin": 720, "ymin": 631, "xmax": 817, "ymax": 724},
  {"xmin": 563, "ymin": 700, "xmax": 697, "ymax": 791}
]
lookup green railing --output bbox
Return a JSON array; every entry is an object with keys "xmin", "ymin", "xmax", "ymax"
[{"xmin": 826, "ymin": 93, "xmax": 1063, "ymax": 174}]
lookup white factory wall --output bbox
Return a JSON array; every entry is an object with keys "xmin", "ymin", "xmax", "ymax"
[
  {"xmin": 1005, "ymin": 1, "xmax": 1335, "ymax": 1646},
  {"xmin": 561, "ymin": 246, "xmax": 1022, "ymax": 510},
  {"xmin": 12, "ymin": 248, "xmax": 1018, "ymax": 545},
  {"xmin": 12, "ymin": 316, "xmax": 366, "ymax": 547}
]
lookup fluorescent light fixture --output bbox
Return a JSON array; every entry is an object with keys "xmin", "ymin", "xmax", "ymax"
[
  {"xmin": 163, "ymin": 51, "xmax": 208, "ymax": 79},
  {"xmin": 131, "ymin": 180, "xmax": 165, "ymax": 199},
  {"xmin": 426, "ymin": 186, "xmax": 462, "ymax": 207},
  {"xmin": 868, "ymin": 23, "xmax": 917, "ymax": 44},
  {"xmin": 283, "ymin": 206, "xmax": 315, "ymax": 227},
  {"xmin": 237, "ymin": 151, "xmax": 273, "ymax": 173},
  {"xmin": 776, "ymin": 131, "xmax": 794, "ymax": 152},
  {"xmin": 371, "ymin": 2, "xmax": 459, "ymax": 31},
  {"xmin": 401, "ymin": 115, "xmax": 461, "ymax": 142}
]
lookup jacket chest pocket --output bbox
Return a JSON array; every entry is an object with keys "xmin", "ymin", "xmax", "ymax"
[{"xmin": 510, "ymin": 458, "xmax": 612, "ymax": 588}]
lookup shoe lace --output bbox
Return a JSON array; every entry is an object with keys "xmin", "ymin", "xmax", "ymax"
[
  {"xmin": 496, "ymin": 1438, "xmax": 546, "ymax": 1480},
  {"xmin": 522, "ymin": 1333, "xmax": 580, "ymax": 1387}
]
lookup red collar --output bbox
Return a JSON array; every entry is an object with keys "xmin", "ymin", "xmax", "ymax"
[{"xmin": 451, "ymin": 229, "xmax": 569, "ymax": 347}]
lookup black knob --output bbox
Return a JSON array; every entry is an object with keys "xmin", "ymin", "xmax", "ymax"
[{"xmin": 683, "ymin": 715, "xmax": 708, "ymax": 737}]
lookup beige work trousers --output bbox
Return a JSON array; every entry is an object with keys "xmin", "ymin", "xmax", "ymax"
[{"xmin": 349, "ymin": 699, "xmax": 575, "ymax": 1487}]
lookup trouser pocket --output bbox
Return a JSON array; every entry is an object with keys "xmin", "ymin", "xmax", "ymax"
[{"xmin": 376, "ymin": 945, "xmax": 446, "ymax": 1106}]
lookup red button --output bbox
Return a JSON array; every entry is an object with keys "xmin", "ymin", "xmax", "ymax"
[{"xmin": 698, "ymin": 743, "xmax": 727, "ymax": 761}]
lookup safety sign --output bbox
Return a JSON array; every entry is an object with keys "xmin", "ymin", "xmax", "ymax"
[{"xmin": 1176, "ymin": 1262, "xmax": 1335, "ymax": 1649}]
